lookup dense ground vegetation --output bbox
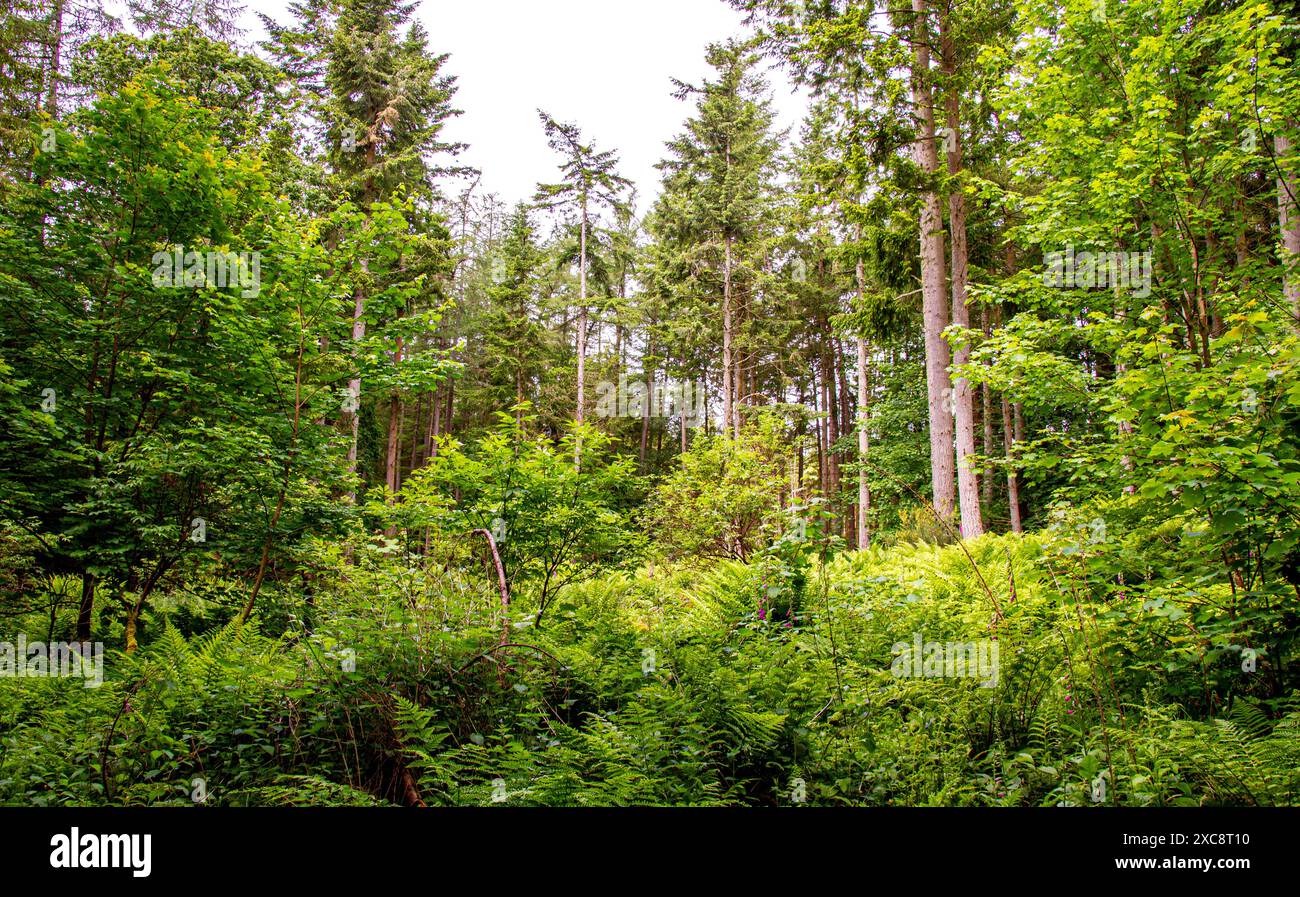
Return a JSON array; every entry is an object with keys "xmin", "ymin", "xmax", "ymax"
[{"xmin": 0, "ymin": 0, "xmax": 1298, "ymax": 806}]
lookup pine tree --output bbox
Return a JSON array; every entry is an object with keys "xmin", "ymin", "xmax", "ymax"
[
  {"xmin": 909, "ymin": 0, "xmax": 956, "ymax": 523},
  {"xmin": 0, "ymin": 0, "xmax": 51, "ymax": 174},
  {"xmin": 938, "ymin": 9, "xmax": 978, "ymax": 536},
  {"xmin": 654, "ymin": 40, "xmax": 781, "ymax": 439},
  {"xmin": 534, "ymin": 111, "xmax": 630, "ymax": 464},
  {"xmin": 485, "ymin": 204, "xmax": 550, "ymax": 425},
  {"xmin": 127, "ymin": 0, "xmax": 246, "ymax": 41},
  {"xmin": 275, "ymin": 0, "xmax": 463, "ymax": 497}
]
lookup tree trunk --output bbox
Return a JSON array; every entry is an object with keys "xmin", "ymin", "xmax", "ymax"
[
  {"xmin": 385, "ymin": 338, "xmax": 404, "ymax": 494},
  {"xmin": 943, "ymin": 22, "xmax": 982, "ymax": 538},
  {"xmin": 473, "ymin": 529, "xmax": 511, "ymax": 647},
  {"xmin": 345, "ymin": 269, "xmax": 367, "ymax": 502},
  {"xmin": 45, "ymin": 0, "xmax": 64, "ymax": 117},
  {"xmin": 444, "ymin": 379, "xmax": 454, "ymax": 440},
  {"xmin": 75, "ymin": 572, "xmax": 94, "ymax": 641},
  {"xmin": 981, "ymin": 305, "xmax": 995, "ymax": 507},
  {"xmin": 641, "ymin": 328, "xmax": 654, "ymax": 466},
  {"xmin": 854, "ymin": 216, "xmax": 872, "ymax": 550},
  {"xmin": 1001, "ymin": 396, "xmax": 1023, "ymax": 533},
  {"xmin": 795, "ymin": 411, "xmax": 804, "ymax": 505},
  {"xmin": 408, "ymin": 395, "xmax": 424, "ymax": 472},
  {"xmin": 1278, "ymin": 130, "xmax": 1299, "ymax": 320},
  {"xmin": 681, "ymin": 358, "xmax": 689, "ymax": 455},
  {"xmin": 912, "ymin": 0, "xmax": 956, "ymax": 521},
  {"xmin": 575, "ymin": 204, "xmax": 589, "ymax": 465},
  {"xmin": 816, "ymin": 373, "xmax": 827, "ymax": 497},
  {"xmin": 640, "ymin": 377, "xmax": 652, "ymax": 468},
  {"xmin": 856, "ymin": 335, "xmax": 871, "ymax": 550},
  {"xmin": 723, "ymin": 234, "xmax": 735, "ymax": 437},
  {"xmin": 823, "ymin": 325, "xmax": 841, "ymax": 523},
  {"xmin": 981, "ymin": 380, "xmax": 994, "ymax": 505},
  {"xmin": 425, "ymin": 386, "xmax": 441, "ymax": 462}
]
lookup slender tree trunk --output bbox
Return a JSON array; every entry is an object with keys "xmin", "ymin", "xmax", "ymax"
[
  {"xmin": 473, "ymin": 529, "xmax": 511, "ymax": 647},
  {"xmin": 45, "ymin": 0, "xmax": 64, "ymax": 117},
  {"xmin": 1277, "ymin": 130, "xmax": 1299, "ymax": 320},
  {"xmin": 825, "ymin": 338, "xmax": 841, "ymax": 528},
  {"xmin": 33, "ymin": 0, "xmax": 65, "ymax": 243},
  {"xmin": 575, "ymin": 203, "xmax": 589, "ymax": 465},
  {"xmin": 444, "ymin": 379, "xmax": 454, "ymax": 440},
  {"xmin": 791, "ymin": 443, "xmax": 800, "ymax": 508},
  {"xmin": 426, "ymin": 386, "xmax": 441, "ymax": 461},
  {"xmin": 912, "ymin": 0, "xmax": 956, "ymax": 521},
  {"xmin": 408, "ymin": 395, "xmax": 424, "ymax": 472},
  {"xmin": 855, "ymin": 237, "xmax": 873, "ymax": 548},
  {"xmin": 382, "ymin": 393, "xmax": 403, "ymax": 540},
  {"xmin": 640, "ymin": 328, "xmax": 654, "ymax": 466},
  {"xmin": 942, "ymin": 23, "xmax": 982, "ymax": 538},
  {"xmin": 516, "ymin": 369, "xmax": 525, "ymax": 428},
  {"xmin": 124, "ymin": 569, "xmax": 148, "ymax": 655},
  {"xmin": 856, "ymin": 333, "xmax": 871, "ymax": 551},
  {"xmin": 723, "ymin": 234, "xmax": 735, "ymax": 437},
  {"xmin": 346, "ymin": 139, "xmax": 381, "ymax": 502},
  {"xmin": 816, "ymin": 372, "xmax": 827, "ymax": 497},
  {"xmin": 1001, "ymin": 395, "xmax": 1023, "ymax": 533},
  {"xmin": 385, "ymin": 337, "xmax": 404, "ymax": 494},
  {"xmin": 1014, "ymin": 402, "xmax": 1027, "ymax": 522},
  {"xmin": 981, "ymin": 382, "xmax": 994, "ymax": 503},
  {"xmin": 834, "ymin": 332, "xmax": 851, "ymax": 521},
  {"xmin": 640, "ymin": 377, "xmax": 652, "ymax": 467},
  {"xmin": 837, "ymin": 338, "xmax": 852, "ymax": 450},
  {"xmin": 345, "ymin": 271, "xmax": 366, "ymax": 502},
  {"xmin": 703, "ymin": 361, "xmax": 711, "ymax": 436},
  {"xmin": 681, "ymin": 357, "xmax": 690, "ymax": 455},
  {"xmin": 75, "ymin": 573, "xmax": 94, "ymax": 641},
  {"xmin": 795, "ymin": 407, "xmax": 805, "ymax": 505},
  {"xmin": 981, "ymin": 306, "xmax": 995, "ymax": 507}
]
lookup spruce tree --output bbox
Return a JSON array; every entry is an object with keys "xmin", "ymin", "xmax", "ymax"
[
  {"xmin": 534, "ymin": 112, "xmax": 630, "ymax": 464},
  {"xmin": 653, "ymin": 40, "xmax": 781, "ymax": 439}
]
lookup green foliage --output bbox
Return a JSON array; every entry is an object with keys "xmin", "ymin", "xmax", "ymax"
[
  {"xmin": 397, "ymin": 414, "xmax": 642, "ymax": 622},
  {"xmin": 2, "ymin": 0, "xmax": 1298, "ymax": 812},
  {"xmin": 644, "ymin": 420, "xmax": 792, "ymax": 562},
  {"xmin": 5, "ymin": 527, "xmax": 1294, "ymax": 807}
]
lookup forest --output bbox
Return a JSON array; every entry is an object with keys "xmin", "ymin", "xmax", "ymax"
[{"xmin": 0, "ymin": 0, "xmax": 1297, "ymax": 809}]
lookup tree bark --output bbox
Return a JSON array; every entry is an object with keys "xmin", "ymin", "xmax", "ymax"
[
  {"xmin": 345, "ymin": 270, "xmax": 367, "ymax": 502},
  {"xmin": 823, "ymin": 323, "xmax": 841, "ymax": 525},
  {"xmin": 408, "ymin": 395, "xmax": 424, "ymax": 472},
  {"xmin": 1277, "ymin": 130, "xmax": 1299, "ymax": 320},
  {"xmin": 942, "ymin": 21, "xmax": 982, "ymax": 539},
  {"xmin": 575, "ymin": 202, "xmax": 589, "ymax": 465},
  {"xmin": 75, "ymin": 573, "xmax": 94, "ymax": 641},
  {"xmin": 641, "ymin": 331, "xmax": 654, "ymax": 467},
  {"xmin": 426, "ymin": 385, "xmax": 441, "ymax": 461},
  {"xmin": 856, "ymin": 335, "xmax": 871, "ymax": 550},
  {"xmin": 473, "ymin": 529, "xmax": 511, "ymax": 647},
  {"xmin": 723, "ymin": 234, "xmax": 735, "ymax": 437},
  {"xmin": 981, "ymin": 308, "xmax": 995, "ymax": 507},
  {"xmin": 912, "ymin": 0, "xmax": 956, "ymax": 521},
  {"xmin": 1001, "ymin": 395, "xmax": 1023, "ymax": 533},
  {"xmin": 45, "ymin": 0, "xmax": 64, "ymax": 117},
  {"xmin": 385, "ymin": 337, "xmax": 404, "ymax": 494}
]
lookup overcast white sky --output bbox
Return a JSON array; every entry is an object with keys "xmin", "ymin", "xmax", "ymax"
[{"xmin": 229, "ymin": 0, "xmax": 807, "ymax": 210}]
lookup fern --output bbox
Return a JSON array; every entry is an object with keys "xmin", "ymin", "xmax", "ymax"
[{"xmin": 1143, "ymin": 699, "xmax": 1300, "ymax": 806}]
